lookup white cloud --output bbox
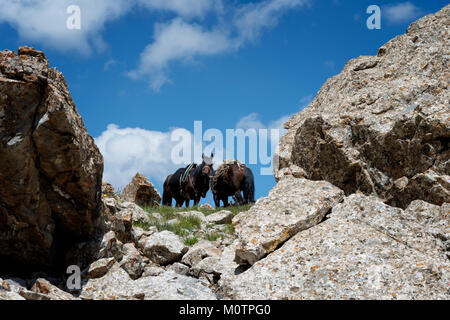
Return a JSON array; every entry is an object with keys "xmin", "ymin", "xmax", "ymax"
[
  {"xmin": 236, "ymin": 112, "xmax": 290, "ymax": 133},
  {"xmin": 129, "ymin": 0, "xmax": 309, "ymax": 90},
  {"xmin": 128, "ymin": 18, "xmax": 232, "ymax": 91},
  {"xmin": 96, "ymin": 110, "xmax": 295, "ymax": 189},
  {"xmin": 383, "ymin": 2, "xmax": 422, "ymax": 24},
  {"xmin": 233, "ymin": 0, "xmax": 309, "ymax": 44},
  {"xmin": 95, "ymin": 124, "xmax": 192, "ymax": 189},
  {"xmin": 0, "ymin": 0, "xmax": 309, "ymax": 88},
  {"xmin": 136, "ymin": 0, "xmax": 223, "ymax": 19},
  {"xmin": 0, "ymin": 0, "xmax": 132, "ymax": 54}
]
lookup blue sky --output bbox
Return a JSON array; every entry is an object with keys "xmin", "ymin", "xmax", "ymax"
[{"xmin": 0, "ymin": 0, "xmax": 447, "ymax": 205}]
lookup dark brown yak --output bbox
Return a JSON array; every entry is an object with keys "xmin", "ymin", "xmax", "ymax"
[
  {"xmin": 162, "ymin": 154, "xmax": 214, "ymax": 208},
  {"xmin": 212, "ymin": 160, "xmax": 248, "ymax": 207}
]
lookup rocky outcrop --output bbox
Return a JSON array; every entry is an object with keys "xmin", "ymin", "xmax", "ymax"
[
  {"xmin": 0, "ymin": 47, "xmax": 104, "ymax": 272},
  {"xmin": 274, "ymin": 5, "xmax": 449, "ymax": 209},
  {"xmin": 142, "ymin": 231, "xmax": 188, "ymax": 265},
  {"xmin": 221, "ymin": 195, "xmax": 449, "ymax": 299},
  {"xmin": 233, "ymin": 177, "xmax": 344, "ymax": 265},
  {"xmin": 123, "ymin": 173, "xmax": 161, "ymax": 207},
  {"xmin": 80, "ymin": 263, "xmax": 216, "ymax": 300},
  {"xmin": 219, "ymin": 5, "xmax": 450, "ymax": 300}
]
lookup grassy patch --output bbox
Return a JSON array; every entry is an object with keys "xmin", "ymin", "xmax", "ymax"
[
  {"xmin": 134, "ymin": 204, "xmax": 252, "ymax": 245},
  {"xmin": 205, "ymin": 232, "xmax": 221, "ymax": 242},
  {"xmin": 222, "ymin": 223, "xmax": 234, "ymax": 235},
  {"xmin": 184, "ymin": 237, "xmax": 199, "ymax": 246},
  {"xmin": 143, "ymin": 204, "xmax": 253, "ymax": 217}
]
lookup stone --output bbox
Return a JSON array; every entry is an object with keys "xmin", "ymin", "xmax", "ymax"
[
  {"xmin": 233, "ymin": 176, "xmax": 344, "ymax": 265},
  {"xmin": 206, "ymin": 210, "xmax": 234, "ymax": 225},
  {"xmin": 176, "ymin": 211, "xmax": 207, "ymax": 223},
  {"xmin": 85, "ymin": 258, "xmax": 116, "ymax": 279},
  {"xmin": 181, "ymin": 240, "xmax": 222, "ymax": 267},
  {"xmin": 220, "ymin": 194, "xmax": 450, "ymax": 300},
  {"xmin": 123, "ymin": 173, "xmax": 161, "ymax": 207},
  {"xmin": 142, "ymin": 265, "xmax": 165, "ymax": 277},
  {"xmin": 274, "ymin": 5, "xmax": 450, "ymax": 209},
  {"xmin": 102, "ymin": 182, "xmax": 116, "ymax": 197},
  {"xmin": 30, "ymin": 278, "xmax": 75, "ymax": 300},
  {"xmin": 0, "ymin": 47, "xmax": 103, "ymax": 272},
  {"xmin": 142, "ymin": 231, "xmax": 188, "ymax": 265},
  {"xmin": 119, "ymin": 243, "xmax": 146, "ymax": 280},
  {"xmin": 80, "ymin": 264, "xmax": 216, "ymax": 300},
  {"xmin": 168, "ymin": 262, "xmax": 190, "ymax": 276},
  {"xmin": 96, "ymin": 231, "xmax": 124, "ymax": 261}
]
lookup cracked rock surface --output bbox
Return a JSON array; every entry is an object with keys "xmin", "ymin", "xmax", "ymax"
[
  {"xmin": 0, "ymin": 47, "xmax": 103, "ymax": 272},
  {"xmin": 274, "ymin": 5, "xmax": 449, "ymax": 209}
]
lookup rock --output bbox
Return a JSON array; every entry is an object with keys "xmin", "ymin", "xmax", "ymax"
[
  {"xmin": 190, "ymin": 257, "xmax": 221, "ymax": 284},
  {"xmin": 142, "ymin": 231, "xmax": 188, "ymax": 265},
  {"xmin": 142, "ymin": 265, "xmax": 165, "ymax": 277},
  {"xmin": 0, "ymin": 289, "xmax": 24, "ymax": 300},
  {"xmin": 80, "ymin": 263, "xmax": 216, "ymax": 300},
  {"xmin": 181, "ymin": 240, "xmax": 222, "ymax": 267},
  {"xmin": 176, "ymin": 210, "xmax": 207, "ymax": 223},
  {"xmin": 274, "ymin": 5, "xmax": 450, "ymax": 209},
  {"xmin": 85, "ymin": 258, "xmax": 116, "ymax": 279},
  {"xmin": 29, "ymin": 278, "xmax": 75, "ymax": 300},
  {"xmin": 123, "ymin": 173, "xmax": 161, "ymax": 207},
  {"xmin": 96, "ymin": 231, "xmax": 124, "ymax": 261},
  {"xmin": 233, "ymin": 176, "xmax": 344, "ymax": 265},
  {"xmin": 206, "ymin": 210, "xmax": 234, "ymax": 225},
  {"xmin": 101, "ymin": 199, "xmax": 152, "ymax": 244},
  {"xmin": 0, "ymin": 278, "xmax": 26, "ymax": 300},
  {"xmin": 102, "ymin": 182, "xmax": 116, "ymax": 197},
  {"xmin": 132, "ymin": 226, "xmax": 157, "ymax": 245},
  {"xmin": 404, "ymin": 200, "xmax": 449, "ymax": 258},
  {"xmin": 0, "ymin": 47, "xmax": 103, "ymax": 272},
  {"xmin": 119, "ymin": 243, "xmax": 146, "ymax": 280},
  {"xmin": 220, "ymin": 194, "xmax": 450, "ymax": 299},
  {"xmin": 117, "ymin": 201, "xmax": 152, "ymax": 223},
  {"xmin": 200, "ymin": 203, "xmax": 213, "ymax": 210},
  {"xmin": 167, "ymin": 262, "xmax": 190, "ymax": 276}
]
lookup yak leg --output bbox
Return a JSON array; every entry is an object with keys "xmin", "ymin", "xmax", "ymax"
[
  {"xmin": 222, "ymin": 196, "xmax": 229, "ymax": 207},
  {"xmin": 234, "ymin": 191, "xmax": 244, "ymax": 205},
  {"xmin": 185, "ymin": 198, "xmax": 190, "ymax": 208},
  {"xmin": 175, "ymin": 198, "xmax": 184, "ymax": 207}
]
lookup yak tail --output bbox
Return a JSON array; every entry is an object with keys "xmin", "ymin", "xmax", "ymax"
[
  {"xmin": 243, "ymin": 168, "xmax": 255, "ymax": 204},
  {"xmin": 162, "ymin": 175, "xmax": 172, "ymax": 206},
  {"xmin": 162, "ymin": 190, "xmax": 172, "ymax": 206}
]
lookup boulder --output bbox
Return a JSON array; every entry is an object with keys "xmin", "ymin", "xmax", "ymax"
[
  {"xmin": 119, "ymin": 243, "xmax": 146, "ymax": 280},
  {"xmin": 29, "ymin": 278, "xmax": 75, "ymax": 300},
  {"xmin": 85, "ymin": 258, "xmax": 116, "ymax": 279},
  {"xmin": 181, "ymin": 240, "xmax": 222, "ymax": 267},
  {"xmin": 0, "ymin": 47, "xmax": 103, "ymax": 272},
  {"xmin": 123, "ymin": 173, "xmax": 161, "ymax": 207},
  {"xmin": 220, "ymin": 194, "xmax": 450, "ymax": 300},
  {"xmin": 233, "ymin": 176, "xmax": 344, "ymax": 265},
  {"xmin": 206, "ymin": 210, "xmax": 234, "ymax": 225},
  {"xmin": 80, "ymin": 263, "xmax": 216, "ymax": 300},
  {"xmin": 142, "ymin": 231, "xmax": 188, "ymax": 265},
  {"xmin": 274, "ymin": 5, "xmax": 449, "ymax": 209}
]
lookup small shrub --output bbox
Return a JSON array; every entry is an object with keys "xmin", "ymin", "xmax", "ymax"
[{"xmin": 184, "ymin": 237, "xmax": 199, "ymax": 246}]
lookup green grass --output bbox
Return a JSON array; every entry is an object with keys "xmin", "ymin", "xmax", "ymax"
[
  {"xmin": 184, "ymin": 237, "xmax": 199, "ymax": 246},
  {"xmin": 143, "ymin": 204, "xmax": 253, "ymax": 217},
  {"xmin": 222, "ymin": 223, "xmax": 234, "ymax": 235},
  {"xmin": 205, "ymin": 232, "xmax": 221, "ymax": 242},
  {"xmin": 134, "ymin": 204, "xmax": 253, "ymax": 245}
]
